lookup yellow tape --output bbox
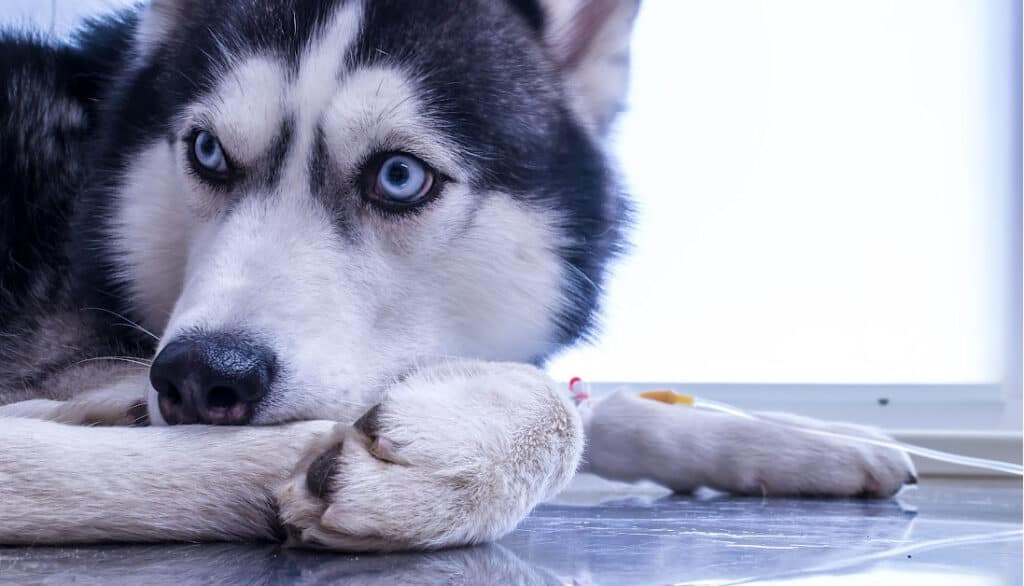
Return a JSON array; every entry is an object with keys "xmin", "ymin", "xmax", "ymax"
[{"xmin": 639, "ymin": 390, "xmax": 695, "ymax": 406}]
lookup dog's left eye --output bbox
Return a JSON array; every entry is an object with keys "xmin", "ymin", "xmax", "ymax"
[
  {"xmin": 365, "ymin": 153, "xmax": 437, "ymax": 207},
  {"xmin": 190, "ymin": 131, "xmax": 230, "ymax": 178}
]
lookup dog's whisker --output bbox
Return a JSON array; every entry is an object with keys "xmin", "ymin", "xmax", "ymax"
[
  {"xmin": 71, "ymin": 356, "xmax": 153, "ymax": 370},
  {"xmin": 80, "ymin": 307, "xmax": 160, "ymax": 342}
]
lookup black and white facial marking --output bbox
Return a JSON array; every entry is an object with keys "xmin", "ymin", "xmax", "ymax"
[{"xmin": 70, "ymin": 0, "xmax": 637, "ymax": 424}]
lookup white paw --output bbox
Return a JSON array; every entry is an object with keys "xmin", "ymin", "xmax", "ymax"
[
  {"xmin": 276, "ymin": 362, "xmax": 583, "ymax": 551},
  {"xmin": 585, "ymin": 391, "xmax": 917, "ymax": 498},
  {"xmin": 716, "ymin": 412, "xmax": 918, "ymax": 498}
]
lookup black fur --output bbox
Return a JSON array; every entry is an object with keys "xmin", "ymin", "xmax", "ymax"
[
  {"xmin": 0, "ymin": 0, "xmax": 626, "ymax": 402},
  {"xmin": 506, "ymin": 0, "xmax": 548, "ymax": 31},
  {"xmin": 0, "ymin": 25, "xmax": 152, "ymax": 400}
]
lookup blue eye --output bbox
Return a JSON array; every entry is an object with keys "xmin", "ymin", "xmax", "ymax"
[
  {"xmin": 192, "ymin": 131, "xmax": 229, "ymax": 176},
  {"xmin": 371, "ymin": 153, "xmax": 435, "ymax": 204}
]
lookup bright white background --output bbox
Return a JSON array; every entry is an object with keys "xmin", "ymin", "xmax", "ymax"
[
  {"xmin": 4, "ymin": 1, "xmax": 1021, "ymax": 390},
  {"xmin": 549, "ymin": 0, "xmax": 1020, "ymax": 387}
]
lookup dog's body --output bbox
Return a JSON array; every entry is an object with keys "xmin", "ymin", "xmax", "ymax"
[{"xmin": 0, "ymin": 0, "xmax": 915, "ymax": 551}]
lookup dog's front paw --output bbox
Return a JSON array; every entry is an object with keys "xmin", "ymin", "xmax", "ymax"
[{"xmin": 276, "ymin": 362, "xmax": 582, "ymax": 551}]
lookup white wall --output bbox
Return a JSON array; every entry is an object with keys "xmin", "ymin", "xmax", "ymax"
[{"xmin": 549, "ymin": 0, "xmax": 1019, "ymax": 385}]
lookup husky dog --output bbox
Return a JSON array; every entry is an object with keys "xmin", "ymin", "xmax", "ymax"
[{"xmin": 0, "ymin": 0, "xmax": 916, "ymax": 550}]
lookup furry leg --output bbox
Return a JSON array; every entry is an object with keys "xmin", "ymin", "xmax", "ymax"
[
  {"xmin": 582, "ymin": 390, "xmax": 917, "ymax": 497},
  {"xmin": 0, "ymin": 418, "xmax": 334, "ymax": 545},
  {"xmin": 0, "ymin": 361, "xmax": 582, "ymax": 550},
  {"xmin": 0, "ymin": 376, "xmax": 149, "ymax": 426}
]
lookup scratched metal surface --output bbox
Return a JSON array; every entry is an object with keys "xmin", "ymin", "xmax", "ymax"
[{"xmin": 1, "ymin": 478, "xmax": 1020, "ymax": 585}]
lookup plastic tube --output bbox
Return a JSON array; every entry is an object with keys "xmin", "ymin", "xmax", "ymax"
[{"xmin": 691, "ymin": 396, "xmax": 1024, "ymax": 477}]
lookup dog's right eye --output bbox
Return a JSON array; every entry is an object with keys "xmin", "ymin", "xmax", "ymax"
[{"xmin": 188, "ymin": 130, "xmax": 232, "ymax": 182}]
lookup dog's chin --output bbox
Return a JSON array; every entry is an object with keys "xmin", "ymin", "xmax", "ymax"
[
  {"xmin": 146, "ymin": 396, "xmax": 169, "ymax": 427},
  {"xmin": 139, "ymin": 383, "xmax": 159, "ymax": 424}
]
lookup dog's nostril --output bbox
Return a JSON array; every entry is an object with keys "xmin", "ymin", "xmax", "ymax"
[
  {"xmin": 163, "ymin": 384, "xmax": 183, "ymax": 406},
  {"xmin": 207, "ymin": 386, "xmax": 239, "ymax": 409},
  {"xmin": 151, "ymin": 376, "xmax": 182, "ymax": 405}
]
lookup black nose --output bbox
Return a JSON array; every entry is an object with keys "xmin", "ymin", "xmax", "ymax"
[{"xmin": 149, "ymin": 333, "xmax": 277, "ymax": 425}]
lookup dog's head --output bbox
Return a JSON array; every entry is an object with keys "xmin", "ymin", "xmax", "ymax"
[{"xmin": 76, "ymin": 0, "xmax": 637, "ymax": 425}]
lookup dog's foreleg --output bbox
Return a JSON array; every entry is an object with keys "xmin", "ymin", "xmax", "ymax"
[
  {"xmin": 0, "ymin": 418, "xmax": 334, "ymax": 545},
  {"xmin": 582, "ymin": 390, "xmax": 917, "ymax": 497}
]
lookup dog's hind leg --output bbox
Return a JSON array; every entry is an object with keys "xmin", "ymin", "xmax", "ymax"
[
  {"xmin": 0, "ymin": 374, "xmax": 149, "ymax": 426},
  {"xmin": 0, "ymin": 399, "xmax": 65, "ymax": 420},
  {"xmin": 581, "ymin": 390, "xmax": 918, "ymax": 498}
]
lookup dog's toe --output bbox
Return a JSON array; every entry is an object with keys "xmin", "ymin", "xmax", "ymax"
[
  {"xmin": 353, "ymin": 404, "xmax": 383, "ymax": 438},
  {"xmin": 306, "ymin": 442, "xmax": 343, "ymax": 500}
]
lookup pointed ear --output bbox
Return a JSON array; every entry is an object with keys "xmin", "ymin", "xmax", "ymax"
[
  {"xmin": 539, "ymin": 0, "xmax": 641, "ymax": 135},
  {"xmin": 134, "ymin": 0, "xmax": 192, "ymax": 58}
]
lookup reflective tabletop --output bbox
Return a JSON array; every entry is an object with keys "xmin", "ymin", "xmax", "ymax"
[{"xmin": 2, "ymin": 477, "xmax": 1020, "ymax": 585}]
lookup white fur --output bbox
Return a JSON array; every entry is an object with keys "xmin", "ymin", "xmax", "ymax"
[
  {"xmin": 197, "ymin": 57, "xmax": 288, "ymax": 165},
  {"xmin": 277, "ymin": 361, "xmax": 583, "ymax": 550},
  {"xmin": 111, "ymin": 141, "xmax": 190, "ymax": 332},
  {"xmin": 0, "ymin": 377, "xmax": 148, "ymax": 426},
  {"xmin": 0, "ymin": 369, "xmax": 917, "ymax": 550},
  {"xmin": 133, "ymin": 0, "xmax": 179, "ymax": 65},
  {"xmin": 539, "ymin": 0, "xmax": 640, "ymax": 134},
  {"xmin": 148, "ymin": 177, "xmax": 568, "ymax": 424},
  {"xmin": 321, "ymin": 66, "xmax": 463, "ymax": 179},
  {"xmin": 0, "ymin": 416, "xmax": 334, "ymax": 544},
  {"xmin": 581, "ymin": 391, "xmax": 917, "ymax": 497}
]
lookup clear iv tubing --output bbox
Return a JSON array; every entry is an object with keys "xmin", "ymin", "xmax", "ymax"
[{"xmin": 692, "ymin": 396, "xmax": 1024, "ymax": 477}]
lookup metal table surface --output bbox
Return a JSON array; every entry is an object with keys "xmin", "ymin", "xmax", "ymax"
[{"xmin": 2, "ymin": 477, "xmax": 1020, "ymax": 585}]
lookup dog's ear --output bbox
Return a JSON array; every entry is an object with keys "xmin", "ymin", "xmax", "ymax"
[
  {"xmin": 535, "ymin": 0, "xmax": 642, "ymax": 135},
  {"xmin": 134, "ymin": 0, "xmax": 193, "ymax": 58}
]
